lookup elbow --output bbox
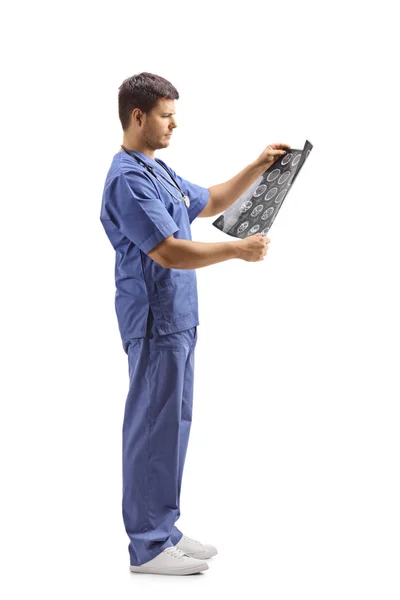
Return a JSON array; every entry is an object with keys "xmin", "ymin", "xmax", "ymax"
[
  {"xmin": 163, "ymin": 249, "xmax": 181, "ymax": 270},
  {"xmin": 161, "ymin": 255, "xmax": 174, "ymax": 269},
  {"xmin": 163, "ymin": 241, "xmax": 185, "ymax": 270},
  {"xmin": 148, "ymin": 234, "xmax": 180, "ymax": 269}
]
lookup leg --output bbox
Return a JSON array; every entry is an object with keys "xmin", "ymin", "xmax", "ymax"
[
  {"xmin": 122, "ymin": 312, "xmax": 195, "ymax": 566},
  {"xmin": 122, "ymin": 335, "xmax": 175, "ymax": 566},
  {"xmin": 171, "ymin": 326, "xmax": 197, "ymax": 545}
]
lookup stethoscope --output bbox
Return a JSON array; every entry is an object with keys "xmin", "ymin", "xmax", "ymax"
[{"xmin": 120, "ymin": 145, "xmax": 191, "ymax": 208}]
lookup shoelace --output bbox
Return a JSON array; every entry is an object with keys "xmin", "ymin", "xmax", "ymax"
[{"xmin": 164, "ymin": 547, "xmax": 185, "ymax": 561}]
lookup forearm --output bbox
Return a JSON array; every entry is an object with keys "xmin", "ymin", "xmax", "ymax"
[
  {"xmin": 167, "ymin": 238, "xmax": 241, "ymax": 270},
  {"xmin": 209, "ymin": 161, "xmax": 266, "ymax": 215}
]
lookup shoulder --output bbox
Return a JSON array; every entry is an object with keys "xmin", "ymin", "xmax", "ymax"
[{"xmin": 106, "ymin": 154, "xmax": 156, "ymax": 190}]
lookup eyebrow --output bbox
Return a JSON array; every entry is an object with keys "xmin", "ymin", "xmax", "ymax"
[{"xmin": 162, "ymin": 112, "xmax": 175, "ymax": 116}]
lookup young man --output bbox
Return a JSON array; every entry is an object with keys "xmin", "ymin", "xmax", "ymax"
[{"xmin": 100, "ymin": 71, "xmax": 290, "ymax": 575}]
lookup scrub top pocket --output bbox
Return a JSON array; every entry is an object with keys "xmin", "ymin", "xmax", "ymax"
[{"xmin": 156, "ymin": 274, "xmax": 193, "ymax": 323}]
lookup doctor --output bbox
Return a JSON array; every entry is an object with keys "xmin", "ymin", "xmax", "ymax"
[{"xmin": 100, "ymin": 72, "xmax": 290, "ymax": 576}]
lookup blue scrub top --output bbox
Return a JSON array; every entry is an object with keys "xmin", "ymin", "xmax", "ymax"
[{"xmin": 100, "ymin": 150, "xmax": 210, "ymax": 342}]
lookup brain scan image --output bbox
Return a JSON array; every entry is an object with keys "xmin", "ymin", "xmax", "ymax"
[
  {"xmin": 240, "ymin": 200, "xmax": 253, "ymax": 213},
  {"xmin": 247, "ymin": 224, "xmax": 260, "ymax": 235},
  {"xmin": 212, "ymin": 139, "xmax": 313, "ymax": 239},
  {"xmin": 265, "ymin": 187, "xmax": 278, "ymax": 201},
  {"xmin": 253, "ymin": 184, "xmax": 267, "ymax": 197},
  {"xmin": 261, "ymin": 206, "xmax": 274, "ymax": 220},
  {"xmin": 275, "ymin": 189, "xmax": 287, "ymax": 203},
  {"xmin": 250, "ymin": 204, "xmax": 264, "ymax": 217},
  {"xmin": 267, "ymin": 169, "xmax": 280, "ymax": 182},
  {"xmin": 237, "ymin": 221, "xmax": 249, "ymax": 234},
  {"xmin": 278, "ymin": 171, "xmax": 290, "ymax": 185}
]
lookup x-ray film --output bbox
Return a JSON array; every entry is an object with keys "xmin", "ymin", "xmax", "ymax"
[{"xmin": 212, "ymin": 140, "xmax": 313, "ymax": 238}]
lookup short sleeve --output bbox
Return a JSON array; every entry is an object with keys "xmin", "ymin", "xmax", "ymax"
[
  {"xmin": 104, "ymin": 170, "xmax": 179, "ymax": 254},
  {"xmin": 156, "ymin": 160, "xmax": 210, "ymax": 224}
]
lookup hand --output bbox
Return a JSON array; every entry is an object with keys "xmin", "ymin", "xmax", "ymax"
[
  {"xmin": 254, "ymin": 142, "xmax": 291, "ymax": 170},
  {"xmin": 236, "ymin": 233, "xmax": 270, "ymax": 262}
]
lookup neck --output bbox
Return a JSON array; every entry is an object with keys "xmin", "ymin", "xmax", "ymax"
[{"xmin": 119, "ymin": 137, "xmax": 155, "ymax": 160}]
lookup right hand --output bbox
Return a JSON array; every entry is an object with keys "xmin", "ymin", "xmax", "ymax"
[{"xmin": 236, "ymin": 233, "xmax": 270, "ymax": 262}]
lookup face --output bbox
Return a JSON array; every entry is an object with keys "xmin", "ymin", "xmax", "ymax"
[{"xmin": 141, "ymin": 98, "xmax": 177, "ymax": 150}]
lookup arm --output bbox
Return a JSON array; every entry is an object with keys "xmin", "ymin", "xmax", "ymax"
[
  {"xmin": 200, "ymin": 143, "xmax": 290, "ymax": 217},
  {"xmin": 148, "ymin": 234, "xmax": 241, "ymax": 270},
  {"xmin": 200, "ymin": 161, "xmax": 266, "ymax": 217}
]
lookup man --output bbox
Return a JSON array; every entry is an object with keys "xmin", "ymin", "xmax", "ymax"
[{"xmin": 100, "ymin": 72, "xmax": 290, "ymax": 576}]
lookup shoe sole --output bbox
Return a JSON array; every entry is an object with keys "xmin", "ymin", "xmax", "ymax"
[{"xmin": 130, "ymin": 562, "xmax": 209, "ymax": 575}]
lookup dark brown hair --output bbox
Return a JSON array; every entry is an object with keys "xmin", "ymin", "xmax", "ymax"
[{"xmin": 118, "ymin": 72, "xmax": 179, "ymax": 131}]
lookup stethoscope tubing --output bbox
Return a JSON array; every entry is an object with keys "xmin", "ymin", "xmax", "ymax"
[{"xmin": 120, "ymin": 145, "xmax": 186, "ymax": 203}]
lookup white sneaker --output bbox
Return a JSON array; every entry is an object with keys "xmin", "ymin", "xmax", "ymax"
[
  {"xmin": 176, "ymin": 535, "xmax": 218, "ymax": 560},
  {"xmin": 129, "ymin": 546, "xmax": 209, "ymax": 575}
]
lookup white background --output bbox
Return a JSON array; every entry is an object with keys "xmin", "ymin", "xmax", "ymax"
[{"xmin": 1, "ymin": 1, "xmax": 399, "ymax": 598}]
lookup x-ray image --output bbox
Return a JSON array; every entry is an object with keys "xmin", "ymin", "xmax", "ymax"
[{"xmin": 212, "ymin": 140, "xmax": 313, "ymax": 238}]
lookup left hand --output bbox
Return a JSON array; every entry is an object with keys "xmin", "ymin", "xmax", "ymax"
[{"xmin": 254, "ymin": 142, "xmax": 291, "ymax": 170}]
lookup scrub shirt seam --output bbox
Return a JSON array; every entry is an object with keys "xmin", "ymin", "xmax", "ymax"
[
  {"xmin": 191, "ymin": 327, "xmax": 197, "ymax": 351},
  {"xmin": 139, "ymin": 251, "xmax": 151, "ymax": 330}
]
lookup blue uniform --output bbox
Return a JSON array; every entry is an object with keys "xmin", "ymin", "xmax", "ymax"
[
  {"xmin": 100, "ymin": 150, "xmax": 210, "ymax": 566},
  {"xmin": 100, "ymin": 151, "xmax": 210, "ymax": 343}
]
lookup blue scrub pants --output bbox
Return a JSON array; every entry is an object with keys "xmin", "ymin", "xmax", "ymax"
[{"xmin": 122, "ymin": 308, "xmax": 197, "ymax": 566}]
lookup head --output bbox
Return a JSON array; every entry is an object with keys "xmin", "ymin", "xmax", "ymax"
[{"xmin": 118, "ymin": 72, "xmax": 179, "ymax": 152}]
